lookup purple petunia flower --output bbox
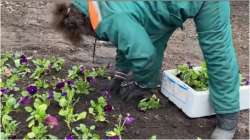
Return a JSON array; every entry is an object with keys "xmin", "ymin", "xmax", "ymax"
[
  {"xmin": 104, "ymin": 104, "xmax": 113, "ymax": 113},
  {"xmin": 20, "ymin": 55, "xmax": 28, "ymax": 65},
  {"xmin": 66, "ymin": 80, "xmax": 74, "ymax": 87},
  {"xmin": 61, "ymin": 92, "xmax": 67, "ymax": 96},
  {"xmin": 87, "ymin": 77, "xmax": 96, "ymax": 85},
  {"xmin": 48, "ymin": 90, "xmax": 54, "ymax": 99},
  {"xmin": 79, "ymin": 66, "xmax": 85, "ymax": 74},
  {"xmin": 65, "ymin": 134, "xmax": 74, "ymax": 140},
  {"xmin": 101, "ymin": 89, "xmax": 111, "ymax": 99},
  {"xmin": 19, "ymin": 96, "xmax": 32, "ymax": 105},
  {"xmin": 0, "ymin": 88, "xmax": 9, "ymax": 94},
  {"xmin": 124, "ymin": 113, "xmax": 135, "ymax": 125},
  {"xmin": 26, "ymin": 85, "xmax": 37, "ymax": 95},
  {"xmin": 45, "ymin": 114, "xmax": 59, "ymax": 128},
  {"xmin": 56, "ymin": 81, "xmax": 65, "ymax": 90}
]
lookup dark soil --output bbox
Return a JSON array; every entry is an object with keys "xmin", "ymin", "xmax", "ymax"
[{"xmin": 1, "ymin": 0, "xmax": 249, "ymax": 139}]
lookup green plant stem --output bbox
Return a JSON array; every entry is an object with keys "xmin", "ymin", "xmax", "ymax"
[{"xmin": 66, "ymin": 121, "xmax": 72, "ymax": 132}]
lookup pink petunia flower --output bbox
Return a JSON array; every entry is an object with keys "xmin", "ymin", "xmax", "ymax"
[{"xmin": 45, "ymin": 114, "xmax": 59, "ymax": 128}]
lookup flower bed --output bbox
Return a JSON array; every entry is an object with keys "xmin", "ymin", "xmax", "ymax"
[{"xmin": 1, "ymin": 52, "xmax": 143, "ymax": 139}]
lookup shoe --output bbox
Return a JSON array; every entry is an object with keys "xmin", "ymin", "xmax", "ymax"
[
  {"xmin": 110, "ymin": 71, "xmax": 128, "ymax": 95},
  {"xmin": 119, "ymin": 81, "xmax": 152, "ymax": 101},
  {"xmin": 210, "ymin": 112, "xmax": 239, "ymax": 139}
]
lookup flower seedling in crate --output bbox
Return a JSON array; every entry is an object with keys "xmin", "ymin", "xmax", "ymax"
[
  {"xmin": 138, "ymin": 94, "xmax": 160, "ymax": 111},
  {"xmin": 176, "ymin": 62, "xmax": 249, "ymax": 91},
  {"xmin": 72, "ymin": 124, "xmax": 100, "ymax": 139},
  {"xmin": 176, "ymin": 62, "xmax": 208, "ymax": 91},
  {"xmin": 88, "ymin": 96, "xmax": 107, "ymax": 122}
]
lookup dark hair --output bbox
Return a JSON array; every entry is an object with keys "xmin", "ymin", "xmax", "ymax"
[{"xmin": 51, "ymin": 3, "xmax": 95, "ymax": 46}]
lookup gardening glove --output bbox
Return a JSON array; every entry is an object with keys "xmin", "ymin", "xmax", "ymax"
[
  {"xmin": 210, "ymin": 112, "xmax": 239, "ymax": 139},
  {"xmin": 110, "ymin": 71, "xmax": 128, "ymax": 95},
  {"xmin": 119, "ymin": 81, "xmax": 153, "ymax": 101}
]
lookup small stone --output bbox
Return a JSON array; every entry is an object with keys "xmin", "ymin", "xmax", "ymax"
[
  {"xmin": 154, "ymin": 114, "xmax": 161, "ymax": 120},
  {"xmin": 107, "ymin": 76, "xmax": 112, "ymax": 80},
  {"xmin": 135, "ymin": 130, "xmax": 140, "ymax": 135}
]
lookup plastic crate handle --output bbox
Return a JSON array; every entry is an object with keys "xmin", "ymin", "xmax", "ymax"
[{"xmin": 166, "ymin": 75, "xmax": 189, "ymax": 91}]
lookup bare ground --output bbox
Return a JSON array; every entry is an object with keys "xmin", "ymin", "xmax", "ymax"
[{"xmin": 1, "ymin": 0, "xmax": 249, "ymax": 139}]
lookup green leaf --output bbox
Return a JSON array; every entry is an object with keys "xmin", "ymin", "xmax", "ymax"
[
  {"xmin": 27, "ymin": 132, "xmax": 35, "ymax": 138},
  {"xmin": 90, "ymin": 100, "xmax": 95, "ymax": 107},
  {"xmin": 0, "ymin": 81, "xmax": 4, "ymax": 88},
  {"xmin": 106, "ymin": 131, "xmax": 117, "ymax": 137},
  {"xmin": 28, "ymin": 120, "xmax": 35, "ymax": 128},
  {"xmin": 138, "ymin": 95, "xmax": 160, "ymax": 111},
  {"xmin": 97, "ymin": 115, "xmax": 105, "ymax": 122},
  {"xmin": 53, "ymin": 92, "xmax": 61, "ymax": 102},
  {"xmin": 75, "ymin": 80, "xmax": 91, "ymax": 95},
  {"xmin": 68, "ymin": 66, "xmax": 79, "ymax": 79},
  {"xmin": 76, "ymin": 112, "xmax": 87, "ymax": 120},
  {"xmin": 37, "ymin": 104, "xmax": 48, "ymax": 119},
  {"xmin": 97, "ymin": 97, "xmax": 106, "ymax": 106},
  {"xmin": 26, "ymin": 116, "xmax": 34, "ymax": 122},
  {"xmin": 14, "ymin": 59, "xmax": 21, "ymax": 68},
  {"xmin": 150, "ymin": 135, "xmax": 157, "ymax": 140},
  {"xmin": 6, "ymin": 97, "xmax": 16, "ymax": 107},
  {"xmin": 58, "ymin": 109, "xmax": 67, "ymax": 116},
  {"xmin": 21, "ymin": 91, "xmax": 29, "ymax": 96},
  {"xmin": 59, "ymin": 98, "xmax": 67, "ymax": 107},
  {"xmin": 34, "ymin": 98, "xmax": 42, "ymax": 109},
  {"xmin": 35, "ymin": 80, "xmax": 43, "ymax": 88},
  {"xmin": 47, "ymin": 135, "xmax": 58, "ymax": 140},
  {"xmin": 90, "ymin": 125, "xmax": 95, "ymax": 130},
  {"xmin": 88, "ymin": 107, "xmax": 94, "ymax": 115},
  {"xmin": 25, "ymin": 106, "xmax": 33, "ymax": 112},
  {"xmin": 0, "ymin": 132, "xmax": 8, "ymax": 139}
]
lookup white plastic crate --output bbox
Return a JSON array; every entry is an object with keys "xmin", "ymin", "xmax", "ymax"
[{"xmin": 161, "ymin": 69, "xmax": 250, "ymax": 118}]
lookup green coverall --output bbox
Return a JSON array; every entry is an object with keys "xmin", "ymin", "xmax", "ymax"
[{"xmin": 73, "ymin": 0, "xmax": 240, "ymax": 114}]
